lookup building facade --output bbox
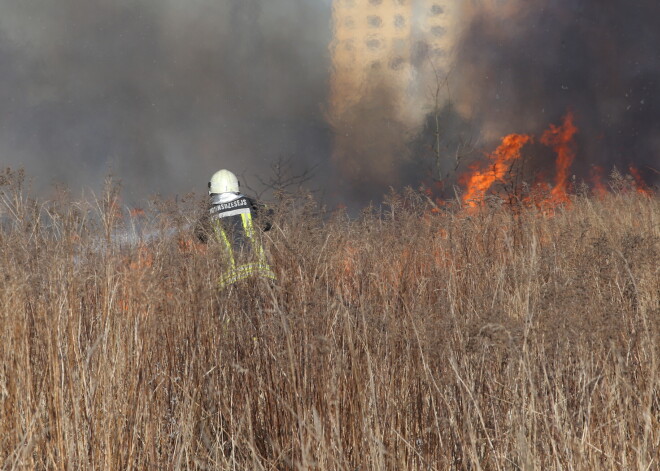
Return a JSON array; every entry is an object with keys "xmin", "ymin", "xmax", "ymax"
[{"xmin": 329, "ymin": 0, "xmax": 459, "ymax": 126}]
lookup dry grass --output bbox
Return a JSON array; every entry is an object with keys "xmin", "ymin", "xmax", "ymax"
[{"xmin": 0, "ymin": 169, "xmax": 658, "ymax": 470}]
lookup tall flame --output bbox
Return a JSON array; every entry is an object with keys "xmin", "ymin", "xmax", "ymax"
[
  {"xmin": 456, "ymin": 111, "xmax": 654, "ymax": 212},
  {"xmin": 461, "ymin": 133, "xmax": 531, "ymax": 207},
  {"xmin": 628, "ymin": 165, "xmax": 652, "ymax": 196},
  {"xmin": 541, "ymin": 112, "xmax": 578, "ymax": 204}
]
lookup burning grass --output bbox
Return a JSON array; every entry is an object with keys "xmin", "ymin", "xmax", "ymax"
[{"xmin": 0, "ymin": 169, "xmax": 658, "ymax": 469}]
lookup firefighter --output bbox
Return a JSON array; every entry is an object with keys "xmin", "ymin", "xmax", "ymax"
[{"xmin": 195, "ymin": 169, "xmax": 275, "ymax": 289}]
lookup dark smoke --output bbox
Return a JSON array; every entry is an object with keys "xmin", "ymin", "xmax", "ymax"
[
  {"xmin": 0, "ymin": 0, "xmax": 332, "ymax": 202},
  {"xmin": 331, "ymin": 76, "xmax": 413, "ymax": 205},
  {"xmin": 3, "ymin": 1, "xmax": 657, "ymax": 208},
  {"xmin": 450, "ymin": 0, "xmax": 660, "ymax": 185}
]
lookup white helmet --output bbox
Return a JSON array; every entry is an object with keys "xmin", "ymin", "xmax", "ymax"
[{"xmin": 208, "ymin": 169, "xmax": 239, "ymax": 194}]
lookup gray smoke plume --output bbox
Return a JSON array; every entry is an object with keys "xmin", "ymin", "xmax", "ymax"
[
  {"xmin": 0, "ymin": 0, "xmax": 332, "ymax": 202},
  {"xmin": 2, "ymin": 1, "xmax": 657, "ymax": 208},
  {"xmin": 337, "ymin": 0, "xmax": 660, "ymax": 206},
  {"xmin": 448, "ymin": 0, "xmax": 660, "ymax": 186}
]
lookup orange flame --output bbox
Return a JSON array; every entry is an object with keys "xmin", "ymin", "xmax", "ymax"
[
  {"xmin": 461, "ymin": 133, "xmax": 532, "ymax": 207},
  {"xmin": 129, "ymin": 207, "xmax": 145, "ymax": 218},
  {"xmin": 454, "ymin": 111, "xmax": 656, "ymax": 213},
  {"xmin": 423, "ymin": 181, "xmax": 448, "ymax": 213},
  {"xmin": 628, "ymin": 165, "xmax": 652, "ymax": 196},
  {"xmin": 178, "ymin": 237, "xmax": 206, "ymax": 254},
  {"xmin": 541, "ymin": 112, "xmax": 578, "ymax": 204},
  {"xmin": 129, "ymin": 245, "xmax": 153, "ymax": 271}
]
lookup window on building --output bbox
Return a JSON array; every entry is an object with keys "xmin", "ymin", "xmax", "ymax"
[
  {"xmin": 431, "ymin": 4, "xmax": 444, "ymax": 15},
  {"xmin": 394, "ymin": 15, "xmax": 406, "ymax": 29},
  {"xmin": 369, "ymin": 0, "xmax": 383, "ymax": 5},
  {"xmin": 366, "ymin": 38, "xmax": 382, "ymax": 50},
  {"xmin": 367, "ymin": 16, "xmax": 383, "ymax": 28},
  {"xmin": 431, "ymin": 26, "xmax": 447, "ymax": 37}
]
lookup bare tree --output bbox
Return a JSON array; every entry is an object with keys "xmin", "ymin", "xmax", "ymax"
[
  {"xmin": 427, "ymin": 62, "xmax": 479, "ymax": 185},
  {"xmin": 242, "ymin": 155, "xmax": 318, "ymax": 200}
]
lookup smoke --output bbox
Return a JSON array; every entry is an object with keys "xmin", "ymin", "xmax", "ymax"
[
  {"xmin": 332, "ymin": 0, "xmax": 660, "ymax": 206},
  {"xmin": 2, "ymin": 0, "xmax": 657, "ymax": 208},
  {"xmin": 330, "ymin": 74, "xmax": 415, "ymax": 204},
  {"xmin": 450, "ymin": 0, "xmax": 660, "ymax": 184},
  {"xmin": 0, "ymin": 0, "xmax": 332, "ymax": 202}
]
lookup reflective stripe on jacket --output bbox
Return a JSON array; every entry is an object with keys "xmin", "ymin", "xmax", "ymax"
[{"xmin": 198, "ymin": 193, "xmax": 275, "ymax": 288}]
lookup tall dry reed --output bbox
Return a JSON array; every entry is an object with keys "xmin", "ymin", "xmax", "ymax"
[{"xmin": 0, "ymin": 168, "xmax": 658, "ymax": 470}]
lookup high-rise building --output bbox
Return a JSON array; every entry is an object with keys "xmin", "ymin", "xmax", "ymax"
[
  {"xmin": 328, "ymin": 1, "xmax": 521, "ymax": 193},
  {"xmin": 329, "ymin": 0, "xmax": 460, "ymax": 126}
]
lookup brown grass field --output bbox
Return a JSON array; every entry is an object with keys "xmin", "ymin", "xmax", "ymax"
[{"xmin": 0, "ymin": 169, "xmax": 658, "ymax": 470}]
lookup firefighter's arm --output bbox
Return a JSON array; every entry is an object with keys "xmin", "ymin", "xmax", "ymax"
[
  {"xmin": 194, "ymin": 212, "xmax": 211, "ymax": 243},
  {"xmin": 250, "ymin": 199, "xmax": 274, "ymax": 232}
]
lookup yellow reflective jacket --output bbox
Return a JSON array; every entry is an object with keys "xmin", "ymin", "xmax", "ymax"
[{"xmin": 195, "ymin": 193, "xmax": 275, "ymax": 289}]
